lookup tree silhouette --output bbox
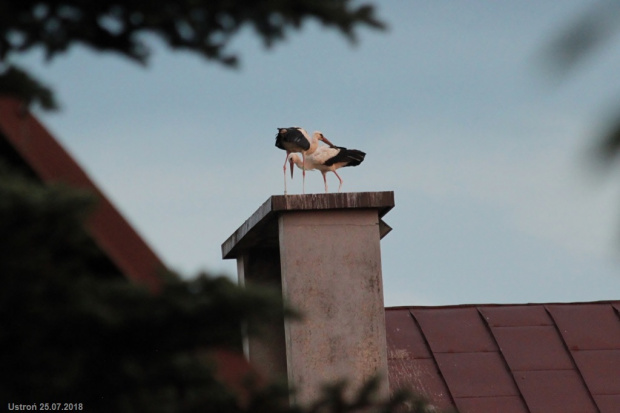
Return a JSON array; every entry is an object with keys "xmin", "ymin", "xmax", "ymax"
[
  {"xmin": 0, "ymin": 0, "xmax": 385, "ymax": 110},
  {"xmin": 0, "ymin": 161, "xmax": 435, "ymax": 411},
  {"xmin": 544, "ymin": 1, "xmax": 620, "ymax": 166},
  {"xmin": 0, "ymin": 2, "xmax": 438, "ymax": 410}
]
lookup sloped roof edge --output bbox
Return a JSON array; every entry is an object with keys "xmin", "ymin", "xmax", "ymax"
[{"xmin": 0, "ymin": 97, "xmax": 165, "ymax": 291}]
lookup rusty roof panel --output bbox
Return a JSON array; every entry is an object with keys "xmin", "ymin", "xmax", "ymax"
[
  {"xmin": 435, "ymin": 352, "xmax": 518, "ymax": 398},
  {"xmin": 595, "ymin": 395, "xmax": 620, "ymax": 413},
  {"xmin": 547, "ymin": 303, "xmax": 620, "ymax": 350},
  {"xmin": 385, "ymin": 309, "xmax": 431, "ymax": 359},
  {"xmin": 479, "ymin": 305, "xmax": 553, "ymax": 327},
  {"xmin": 412, "ymin": 307, "xmax": 497, "ymax": 353},
  {"xmin": 514, "ymin": 370, "xmax": 597, "ymax": 413},
  {"xmin": 491, "ymin": 326, "xmax": 574, "ymax": 371},
  {"xmin": 453, "ymin": 396, "xmax": 528, "ymax": 413},
  {"xmin": 572, "ymin": 350, "xmax": 620, "ymax": 395},
  {"xmin": 388, "ymin": 358, "xmax": 453, "ymax": 411},
  {"xmin": 386, "ymin": 302, "xmax": 620, "ymax": 413}
]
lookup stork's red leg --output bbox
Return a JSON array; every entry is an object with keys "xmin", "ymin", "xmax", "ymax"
[
  {"xmin": 283, "ymin": 152, "xmax": 289, "ymax": 194},
  {"xmin": 302, "ymin": 152, "xmax": 306, "ymax": 194},
  {"xmin": 334, "ymin": 171, "xmax": 344, "ymax": 192}
]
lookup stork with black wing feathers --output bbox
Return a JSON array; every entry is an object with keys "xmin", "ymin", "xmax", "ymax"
[
  {"xmin": 275, "ymin": 127, "xmax": 334, "ymax": 194},
  {"xmin": 288, "ymin": 145, "xmax": 366, "ymax": 193}
]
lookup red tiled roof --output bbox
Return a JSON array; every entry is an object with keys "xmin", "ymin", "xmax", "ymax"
[
  {"xmin": 385, "ymin": 301, "xmax": 620, "ymax": 413},
  {"xmin": 0, "ymin": 97, "xmax": 164, "ymax": 291}
]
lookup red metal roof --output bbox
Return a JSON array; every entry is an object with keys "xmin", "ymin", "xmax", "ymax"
[
  {"xmin": 0, "ymin": 97, "xmax": 164, "ymax": 291},
  {"xmin": 386, "ymin": 302, "xmax": 620, "ymax": 413}
]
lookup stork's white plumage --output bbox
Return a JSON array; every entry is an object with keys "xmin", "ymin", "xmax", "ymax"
[
  {"xmin": 275, "ymin": 127, "xmax": 334, "ymax": 194},
  {"xmin": 288, "ymin": 145, "xmax": 366, "ymax": 193}
]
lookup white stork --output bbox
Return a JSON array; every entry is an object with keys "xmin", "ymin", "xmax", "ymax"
[
  {"xmin": 288, "ymin": 145, "xmax": 366, "ymax": 193},
  {"xmin": 275, "ymin": 127, "xmax": 334, "ymax": 194}
]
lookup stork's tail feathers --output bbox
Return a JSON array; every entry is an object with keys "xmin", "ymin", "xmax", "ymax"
[
  {"xmin": 324, "ymin": 147, "xmax": 366, "ymax": 167},
  {"xmin": 343, "ymin": 149, "xmax": 366, "ymax": 167}
]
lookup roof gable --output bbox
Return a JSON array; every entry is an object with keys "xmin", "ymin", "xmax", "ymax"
[
  {"xmin": 0, "ymin": 97, "xmax": 164, "ymax": 291},
  {"xmin": 386, "ymin": 302, "xmax": 620, "ymax": 413}
]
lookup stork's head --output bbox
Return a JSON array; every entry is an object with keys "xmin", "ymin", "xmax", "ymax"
[{"xmin": 313, "ymin": 131, "xmax": 336, "ymax": 148}]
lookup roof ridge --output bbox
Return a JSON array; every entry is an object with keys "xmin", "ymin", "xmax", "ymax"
[{"xmin": 386, "ymin": 299, "xmax": 620, "ymax": 311}]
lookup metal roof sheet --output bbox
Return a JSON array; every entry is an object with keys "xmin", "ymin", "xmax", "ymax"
[
  {"xmin": 453, "ymin": 396, "xmax": 527, "ymax": 413},
  {"xmin": 387, "ymin": 358, "xmax": 453, "ymax": 410},
  {"xmin": 490, "ymin": 326, "xmax": 573, "ymax": 371},
  {"xmin": 479, "ymin": 305, "xmax": 553, "ymax": 327},
  {"xmin": 515, "ymin": 370, "xmax": 597, "ymax": 413},
  {"xmin": 573, "ymin": 350, "xmax": 620, "ymax": 395},
  {"xmin": 547, "ymin": 303, "xmax": 620, "ymax": 350},
  {"xmin": 386, "ymin": 302, "xmax": 620, "ymax": 413},
  {"xmin": 412, "ymin": 307, "xmax": 497, "ymax": 353},
  {"xmin": 596, "ymin": 395, "xmax": 620, "ymax": 413},
  {"xmin": 435, "ymin": 352, "xmax": 519, "ymax": 398},
  {"xmin": 385, "ymin": 308, "xmax": 431, "ymax": 359}
]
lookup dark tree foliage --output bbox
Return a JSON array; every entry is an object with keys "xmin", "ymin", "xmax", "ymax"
[
  {"xmin": 0, "ymin": 0, "xmax": 385, "ymax": 110},
  {"xmin": 0, "ymin": 2, "xmax": 436, "ymax": 410},
  {"xmin": 0, "ymin": 64, "xmax": 58, "ymax": 110},
  {"xmin": 0, "ymin": 0, "xmax": 385, "ymax": 65},
  {"xmin": 544, "ymin": 1, "xmax": 620, "ymax": 166},
  {"xmin": 0, "ymin": 163, "xmax": 435, "ymax": 412},
  {"xmin": 0, "ymin": 164, "xmax": 279, "ymax": 411}
]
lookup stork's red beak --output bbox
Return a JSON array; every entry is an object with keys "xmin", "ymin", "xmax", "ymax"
[
  {"xmin": 289, "ymin": 157, "xmax": 295, "ymax": 179},
  {"xmin": 320, "ymin": 135, "xmax": 336, "ymax": 148}
]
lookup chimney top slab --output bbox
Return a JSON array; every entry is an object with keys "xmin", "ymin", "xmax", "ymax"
[{"xmin": 221, "ymin": 191, "xmax": 394, "ymax": 259}]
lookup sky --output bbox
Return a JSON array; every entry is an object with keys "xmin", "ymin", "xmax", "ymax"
[{"xmin": 13, "ymin": 1, "xmax": 620, "ymax": 306}]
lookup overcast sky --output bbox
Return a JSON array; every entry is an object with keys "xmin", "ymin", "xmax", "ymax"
[{"xmin": 15, "ymin": 1, "xmax": 620, "ymax": 306}]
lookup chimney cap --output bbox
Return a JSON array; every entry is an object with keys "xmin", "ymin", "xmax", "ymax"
[{"xmin": 222, "ymin": 191, "xmax": 395, "ymax": 259}]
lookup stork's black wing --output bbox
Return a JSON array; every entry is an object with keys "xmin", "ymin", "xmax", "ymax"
[
  {"xmin": 324, "ymin": 147, "xmax": 366, "ymax": 167},
  {"xmin": 275, "ymin": 127, "xmax": 311, "ymax": 151}
]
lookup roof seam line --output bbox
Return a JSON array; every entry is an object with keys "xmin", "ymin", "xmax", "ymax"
[
  {"xmin": 544, "ymin": 305, "xmax": 601, "ymax": 413},
  {"xmin": 510, "ymin": 368, "xmax": 581, "ymax": 372},
  {"xmin": 432, "ymin": 350, "xmax": 504, "ymax": 355},
  {"xmin": 407, "ymin": 308, "xmax": 457, "ymax": 408},
  {"xmin": 612, "ymin": 304, "xmax": 620, "ymax": 323},
  {"xmin": 453, "ymin": 395, "xmax": 525, "ymax": 399},
  {"xmin": 476, "ymin": 306, "xmax": 532, "ymax": 413}
]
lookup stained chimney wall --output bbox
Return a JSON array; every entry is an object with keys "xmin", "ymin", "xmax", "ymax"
[
  {"xmin": 222, "ymin": 192, "xmax": 394, "ymax": 406},
  {"xmin": 278, "ymin": 209, "xmax": 389, "ymax": 404}
]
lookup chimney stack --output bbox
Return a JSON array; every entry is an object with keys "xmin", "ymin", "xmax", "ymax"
[{"xmin": 222, "ymin": 192, "xmax": 394, "ymax": 405}]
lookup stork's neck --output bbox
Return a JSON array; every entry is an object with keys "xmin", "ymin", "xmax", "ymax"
[
  {"xmin": 306, "ymin": 134, "xmax": 320, "ymax": 155},
  {"xmin": 290, "ymin": 155, "xmax": 305, "ymax": 170}
]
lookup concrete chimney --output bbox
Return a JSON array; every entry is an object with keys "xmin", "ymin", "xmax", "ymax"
[{"xmin": 222, "ymin": 192, "xmax": 394, "ymax": 405}]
